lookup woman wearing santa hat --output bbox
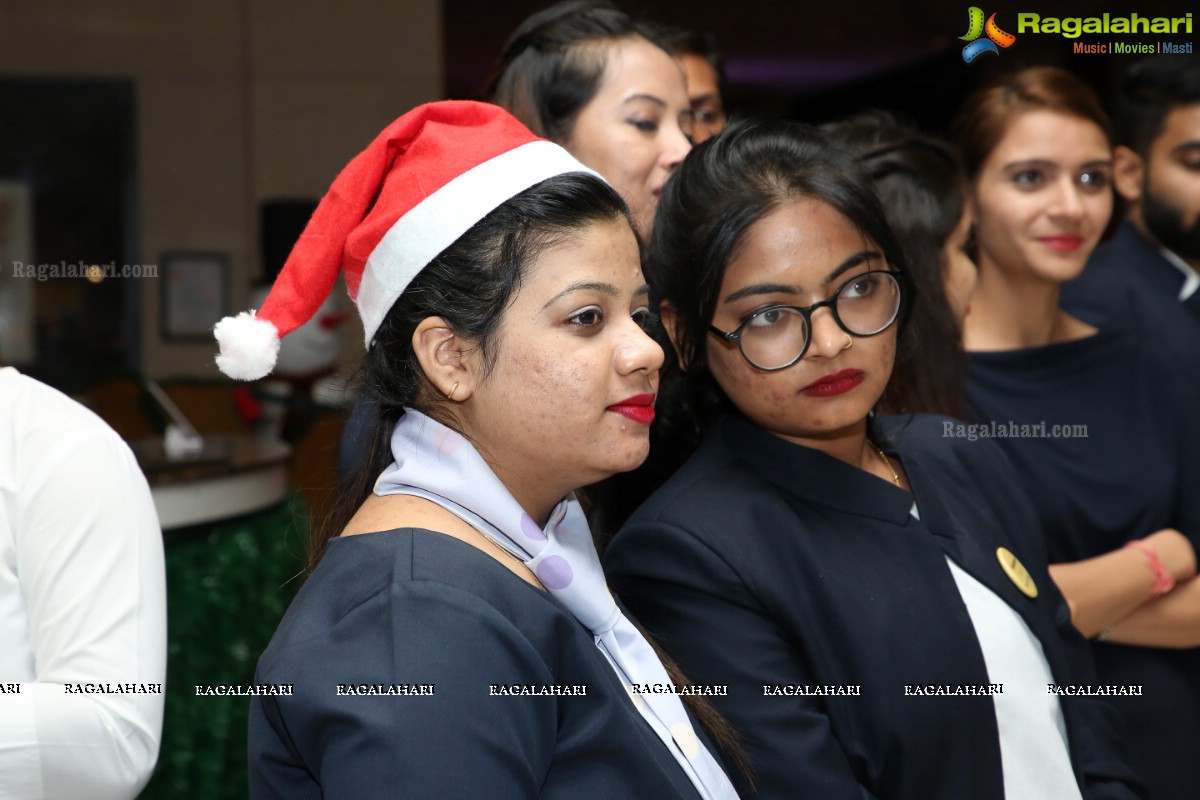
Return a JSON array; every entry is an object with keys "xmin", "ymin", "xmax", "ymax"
[
  {"xmin": 339, "ymin": 2, "xmax": 694, "ymax": 483},
  {"xmin": 215, "ymin": 101, "xmax": 741, "ymax": 799}
]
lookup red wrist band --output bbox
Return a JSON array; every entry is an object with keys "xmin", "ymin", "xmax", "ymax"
[{"xmin": 1124, "ymin": 540, "xmax": 1176, "ymax": 599}]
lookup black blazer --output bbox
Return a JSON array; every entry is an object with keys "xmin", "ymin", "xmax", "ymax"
[
  {"xmin": 250, "ymin": 529, "xmax": 710, "ymax": 799},
  {"xmin": 1061, "ymin": 220, "xmax": 1200, "ymax": 330},
  {"xmin": 605, "ymin": 413, "xmax": 1146, "ymax": 800}
]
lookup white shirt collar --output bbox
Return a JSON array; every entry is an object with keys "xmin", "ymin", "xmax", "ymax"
[{"xmin": 1157, "ymin": 246, "xmax": 1200, "ymax": 301}]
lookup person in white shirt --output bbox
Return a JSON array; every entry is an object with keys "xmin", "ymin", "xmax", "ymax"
[{"xmin": 0, "ymin": 366, "xmax": 166, "ymax": 799}]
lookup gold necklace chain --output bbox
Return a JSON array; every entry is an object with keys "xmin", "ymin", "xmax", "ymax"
[{"xmin": 869, "ymin": 440, "xmax": 901, "ymax": 487}]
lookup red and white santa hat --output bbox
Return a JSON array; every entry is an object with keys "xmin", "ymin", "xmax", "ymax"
[{"xmin": 214, "ymin": 100, "xmax": 600, "ymax": 380}]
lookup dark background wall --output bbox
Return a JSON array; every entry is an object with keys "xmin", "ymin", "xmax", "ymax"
[
  {"xmin": 445, "ymin": 0, "xmax": 1198, "ymax": 136},
  {"xmin": 0, "ymin": 0, "xmax": 1193, "ymax": 388}
]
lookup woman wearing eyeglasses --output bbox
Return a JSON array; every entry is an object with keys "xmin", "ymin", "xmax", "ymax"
[{"xmin": 603, "ymin": 120, "xmax": 1146, "ymax": 800}]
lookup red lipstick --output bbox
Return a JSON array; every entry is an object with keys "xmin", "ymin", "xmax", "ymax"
[
  {"xmin": 1040, "ymin": 235, "xmax": 1083, "ymax": 253},
  {"xmin": 608, "ymin": 393, "xmax": 656, "ymax": 425},
  {"xmin": 801, "ymin": 369, "xmax": 865, "ymax": 398}
]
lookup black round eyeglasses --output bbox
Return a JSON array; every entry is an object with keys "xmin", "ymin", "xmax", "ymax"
[{"xmin": 707, "ymin": 270, "xmax": 903, "ymax": 371}]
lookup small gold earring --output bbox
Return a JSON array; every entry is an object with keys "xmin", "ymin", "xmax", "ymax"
[
  {"xmin": 446, "ymin": 381, "xmax": 459, "ymax": 400},
  {"xmin": 844, "ymin": 335, "xmax": 854, "ymax": 350}
]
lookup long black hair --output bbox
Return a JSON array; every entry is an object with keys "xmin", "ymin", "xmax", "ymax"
[
  {"xmin": 318, "ymin": 172, "xmax": 628, "ymax": 570},
  {"xmin": 823, "ymin": 111, "xmax": 970, "ymax": 419},
  {"xmin": 484, "ymin": 0, "xmax": 668, "ymax": 143},
  {"xmin": 590, "ymin": 119, "xmax": 917, "ymax": 543}
]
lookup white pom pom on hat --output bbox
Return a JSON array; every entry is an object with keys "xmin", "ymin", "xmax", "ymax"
[
  {"xmin": 212, "ymin": 100, "xmax": 600, "ymax": 381},
  {"xmin": 213, "ymin": 311, "xmax": 280, "ymax": 381}
]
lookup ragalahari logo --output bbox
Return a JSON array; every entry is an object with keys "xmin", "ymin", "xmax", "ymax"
[{"xmin": 960, "ymin": 7, "xmax": 1017, "ymax": 62}]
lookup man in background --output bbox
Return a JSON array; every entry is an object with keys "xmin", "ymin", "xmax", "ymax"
[
  {"xmin": 1063, "ymin": 56, "xmax": 1200, "ymax": 332},
  {"xmin": 662, "ymin": 27, "xmax": 727, "ymax": 144}
]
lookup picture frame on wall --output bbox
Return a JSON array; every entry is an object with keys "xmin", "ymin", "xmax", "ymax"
[{"xmin": 161, "ymin": 251, "xmax": 230, "ymax": 341}]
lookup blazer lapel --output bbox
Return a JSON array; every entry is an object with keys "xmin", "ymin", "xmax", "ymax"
[{"xmin": 905, "ymin": 455, "xmax": 1066, "ymax": 662}]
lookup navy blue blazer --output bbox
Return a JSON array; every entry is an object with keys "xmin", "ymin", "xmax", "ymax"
[
  {"xmin": 605, "ymin": 413, "xmax": 1146, "ymax": 800},
  {"xmin": 1061, "ymin": 220, "xmax": 1200, "ymax": 331},
  {"xmin": 249, "ymin": 529, "xmax": 711, "ymax": 799}
]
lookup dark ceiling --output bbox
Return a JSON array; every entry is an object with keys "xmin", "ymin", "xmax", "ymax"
[{"xmin": 444, "ymin": 0, "xmax": 1198, "ymax": 135}]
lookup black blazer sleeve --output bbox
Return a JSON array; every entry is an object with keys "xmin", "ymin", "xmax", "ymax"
[
  {"xmin": 1173, "ymin": 359, "xmax": 1200, "ymax": 550},
  {"xmin": 1043, "ymin": 584, "xmax": 1150, "ymax": 800},
  {"xmin": 1010, "ymin": 556, "xmax": 1147, "ymax": 799}
]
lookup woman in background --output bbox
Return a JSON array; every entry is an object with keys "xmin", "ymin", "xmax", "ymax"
[
  {"xmin": 604, "ymin": 119, "xmax": 1145, "ymax": 800},
  {"xmin": 219, "ymin": 101, "xmax": 739, "ymax": 800},
  {"xmin": 486, "ymin": 0, "xmax": 693, "ymax": 241},
  {"xmin": 956, "ymin": 66, "xmax": 1200, "ymax": 800},
  {"xmin": 824, "ymin": 111, "xmax": 976, "ymax": 418},
  {"xmin": 660, "ymin": 25, "xmax": 727, "ymax": 144}
]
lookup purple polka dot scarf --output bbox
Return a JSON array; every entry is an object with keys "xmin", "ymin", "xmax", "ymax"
[{"xmin": 375, "ymin": 409, "xmax": 738, "ymax": 800}]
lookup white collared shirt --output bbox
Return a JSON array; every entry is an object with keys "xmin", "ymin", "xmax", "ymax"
[
  {"xmin": 1159, "ymin": 246, "xmax": 1200, "ymax": 301},
  {"xmin": 911, "ymin": 503, "xmax": 1083, "ymax": 800},
  {"xmin": 0, "ymin": 368, "xmax": 166, "ymax": 799}
]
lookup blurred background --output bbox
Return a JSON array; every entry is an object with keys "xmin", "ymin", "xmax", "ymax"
[{"xmin": 0, "ymin": 0, "xmax": 1193, "ymax": 797}]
